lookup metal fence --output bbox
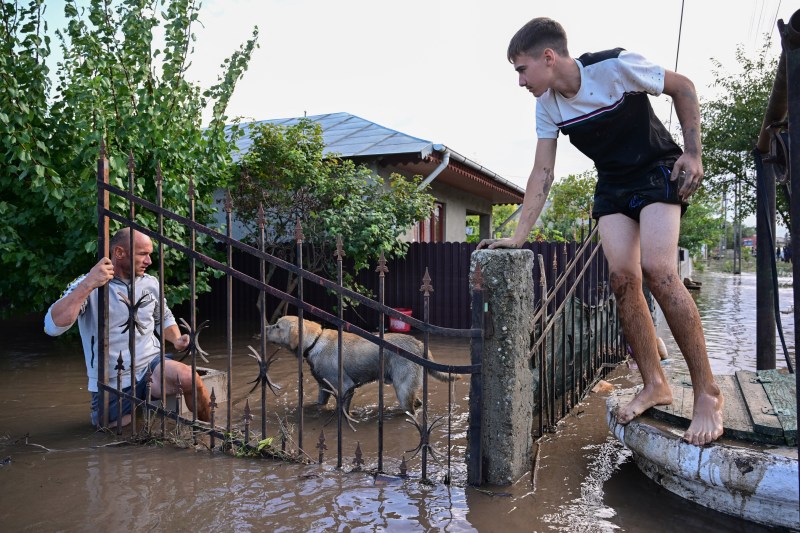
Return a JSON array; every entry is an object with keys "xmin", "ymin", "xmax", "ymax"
[
  {"xmin": 190, "ymin": 240, "xmax": 612, "ymax": 332},
  {"xmin": 528, "ymin": 225, "xmax": 624, "ymax": 437},
  {"xmin": 93, "ymin": 145, "xmax": 485, "ymax": 484}
]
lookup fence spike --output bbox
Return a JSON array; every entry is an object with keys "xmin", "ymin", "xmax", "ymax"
[
  {"xmin": 99, "ymin": 138, "xmax": 106, "ymax": 159},
  {"xmin": 144, "ymin": 367, "xmax": 153, "ymax": 431},
  {"xmin": 376, "ymin": 250, "xmax": 388, "ymax": 275},
  {"xmin": 155, "ymin": 161, "xmax": 163, "ymax": 185},
  {"xmin": 538, "ymin": 254, "xmax": 547, "ymax": 287},
  {"xmin": 317, "ymin": 429, "xmax": 327, "ymax": 463},
  {"xmin": 352, "ymin": 441, "xmax": 364, "ymax": 470},
  {"xmin": 114, "ymin": 352, "xmax": 124, "ymax": 434},
  {"xmin": 127, "ymin": 149, "xmax": 135, "ymax": 173},
  {"xmin": 294, "ymin": 219, "xmax": 304, "ymax": 242},
  {"xmin": 334, "ymin": 235, "xmax": 345, "ymax": 259},
  {"xmin": 209, "ymin": 388, "xmax": 217, "ymax": 449},
  {"xmin": 224, "ymin": 190, "xmax": 233, "ymax": 213},
  {"xmin": 175, "ymin": 372, "xmax": 183, "ymax": 418},
  {"xmin": 420, "ymin": 268, "xmax": 433, "ymax": 296},
  {"xmin": 243, "ymin": 399, "xmax": 252, "ymax": 444},
  {"xmin": 188, "ymin": 176, "xmax": 195, "ymax": 199},
  {"xmin": 257, "ymin": 204, "xmax": 265, "ymax": 229}
]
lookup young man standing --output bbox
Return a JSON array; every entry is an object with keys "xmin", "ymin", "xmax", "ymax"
[{"xmin": 478, "ymin": 17, "xmax": 723, "ymax": 445}]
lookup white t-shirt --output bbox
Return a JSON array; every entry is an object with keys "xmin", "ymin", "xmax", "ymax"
[
  {"xmin": 44, "ymin": 274, "xmax": 177, "ymax": 392},
  {"xmin": 535, "ymin": 48, "xmax": 681, "ymax": 181}
]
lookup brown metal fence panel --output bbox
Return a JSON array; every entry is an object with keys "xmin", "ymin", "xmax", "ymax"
[{"xmin": 185, "ymin": 241, "xmax": 611, "ymax": 331}]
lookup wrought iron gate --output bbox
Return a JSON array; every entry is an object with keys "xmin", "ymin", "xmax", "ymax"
[{"xmin": 93, "ymin": 144, "xmax": 485, "ymax": 484}]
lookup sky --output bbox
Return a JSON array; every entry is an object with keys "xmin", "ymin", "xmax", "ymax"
[
  {"xmin": 44, "ymin": 0, "xmax": 794, "ymax": 208},
  {"xmin": 181, "ymin": 0, "xmax": 793, "ymax": 190}
]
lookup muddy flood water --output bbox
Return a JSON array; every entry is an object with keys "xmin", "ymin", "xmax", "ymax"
[{"xmin": 0, "ymin": 265, "xmax": 792, "ymax": 532}]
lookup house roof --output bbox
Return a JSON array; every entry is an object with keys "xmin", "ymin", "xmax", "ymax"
[
  {"xmin": 236, "ymin": 112, "xmax": 525, "ymax": 203},
  {"xmin": 237, "ymin": 112, "xmax": 434, "ymax": 158}
]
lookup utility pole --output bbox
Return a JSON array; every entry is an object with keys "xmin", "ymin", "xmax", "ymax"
[
  {"xmin": 733, "ymin": 177, "xmax": 742, "ymax": 274},
  {"xmin": 720, "ymin": 190, "xmax": 728, "ymax": 258}
]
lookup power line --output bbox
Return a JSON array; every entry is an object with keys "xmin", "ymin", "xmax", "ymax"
[
  {"xmin": 768, "ymin": 0, "xmax": 782, "ymax": 44},
  {"xmin": 668, "ymin": 0, "xmax": 685, "ymax": 136}
]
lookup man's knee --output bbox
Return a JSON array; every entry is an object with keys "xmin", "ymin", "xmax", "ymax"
[
  {"xmin": 609, "ymin": 270, "xmax": 642, "ymax": 298},
  {"xmin": 642, "ymin": 264, "xmax": 679, "ymax": 297},
  {"xmin": 165, "ymin": 360, "xmax": 194, "ymax": 390}
]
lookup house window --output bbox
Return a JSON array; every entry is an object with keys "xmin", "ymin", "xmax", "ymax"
[{"xmin": 416, "ymin": 202, "xmax": 445, "ymax": 243}]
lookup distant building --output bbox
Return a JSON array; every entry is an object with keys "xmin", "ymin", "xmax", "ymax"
[{"xmin": 230, "ymin": 112, "xmax": 525, "ymax": 242}]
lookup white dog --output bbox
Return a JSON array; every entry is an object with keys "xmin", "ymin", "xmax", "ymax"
[{"xmin": 266, "ymin": 316, "xmax": 458, "ymax": 415}]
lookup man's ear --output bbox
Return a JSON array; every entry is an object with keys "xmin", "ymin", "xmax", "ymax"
[{"xmin": 543, "ymin": 48, "xmax": 556, "ymax": 66}]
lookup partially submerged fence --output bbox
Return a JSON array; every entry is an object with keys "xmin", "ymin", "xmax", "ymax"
[
  {"xmin": 93, "ymin": 145, "xmax": 620, "ymax": 486},
  {"xmin": 528, "ymin": 225, "xmax": 622, "ymax": 438},
  {"xmin": 94, "ymin": 144, "xmax": 484, "ymax": 484}
]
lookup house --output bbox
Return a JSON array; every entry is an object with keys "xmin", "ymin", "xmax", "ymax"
[{"xmin": 233, "ymin": 112, "xmax": 525, "ymax": 242}]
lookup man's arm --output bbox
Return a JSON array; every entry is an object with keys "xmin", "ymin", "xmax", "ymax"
[
  {"xmin": 49, "ymin": 257, "xmax": 114, "ymax": 329},
  {"xmin": 663, "ymin": 70, "xmax": 703, "ymax": 200},
  {"xmin": 163, "ymin": 324, "xmax": 190, "ymax": 352},
  {"xmin": 477, "ymin": 138, "xmax": 558, "ymax": 249}
]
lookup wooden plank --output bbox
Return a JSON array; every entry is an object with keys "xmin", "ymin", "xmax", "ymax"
[
  {"xmin": 649, "ymin": 372, "xmax": 691, "ymax": 426},
  {"xmin": 716, "ymin": 375, "xmax": 756, "ymax": 441},
  {"xmin": 649, "ymin": 373, "xmax": 789, "ymax": 444},
  {"xmin": 735, "ymin": 370, "xmax": 783, "ymax": 437},
  {"xmin": 759, "ymin": 369, "xmax": 797, "ymax": 445},
  {"xmin": 673, "ymin": 372, "xmax": 693, "ymax": 421}
]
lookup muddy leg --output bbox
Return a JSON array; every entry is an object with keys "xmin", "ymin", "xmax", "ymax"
[
  {"xmin": 611, "ymin": 270, "xmax": 674, "ymax": 422},
  {"xmin": 647, "ymin": 270, "xmax": 723, "ymax": 444},
  {"xmin": 640, "ymin": 203, "xmax": 723, "ymax": 445},
  {"xmin": 599, "ymin": 214, "xmax": 673, "ymax": 424}
]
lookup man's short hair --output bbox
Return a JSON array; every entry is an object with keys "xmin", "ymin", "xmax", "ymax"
[
  {"xmin": 109, "ymin": 228, "xmax": 132, "ymax": 251},
  {"xmin": 507, "ymin": 17, "xmax": 569, "ymax": 62}
]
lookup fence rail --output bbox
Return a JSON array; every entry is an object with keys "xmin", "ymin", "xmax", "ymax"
[
  {"xmin": 189, "ymin": 240, "xmax": 611, "ymax": 331},
  {"xmin": 528, "ymin": 225, "xmax": 623, "ymax": 437}
]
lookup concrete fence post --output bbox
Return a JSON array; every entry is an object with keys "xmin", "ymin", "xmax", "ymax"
[{"xmin": 471, "ymin": 249, "xmax": 535, "ymax": 485}]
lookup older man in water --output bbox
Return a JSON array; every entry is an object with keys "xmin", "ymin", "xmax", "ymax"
[{"xmin": 45, "ymin": 228, "xmax": 210, "ymax": 427}]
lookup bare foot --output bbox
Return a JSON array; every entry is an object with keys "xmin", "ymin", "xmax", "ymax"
[
  {"xmin": 617, "ymin": 383, "xmax": 673, "ymax": 424},
  {"xmin": 684, "ymin": 390, "xmax": 724, "ymax": 445}
]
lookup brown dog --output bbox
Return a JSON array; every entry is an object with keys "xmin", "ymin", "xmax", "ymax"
[{"xmin": 266, "ymin": 316, "xmax": 458, "ymax": 415}]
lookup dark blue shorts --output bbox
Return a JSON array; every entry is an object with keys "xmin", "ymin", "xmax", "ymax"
[
  {"xmin": 591, "ymin": 165, "xmax": 688, "ymax": 221},
  {"xmin": 90, "ymin": 355, "xmax": 169, "ymax": 426}
]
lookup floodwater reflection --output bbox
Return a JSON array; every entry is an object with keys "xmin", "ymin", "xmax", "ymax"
[
  {"xmin": 659, "ymin": 268, "xmax": 794, "ymax": 374},
  {"xmin": 0, "ymin": 266, "xmax": 781, "ymax": 532}
]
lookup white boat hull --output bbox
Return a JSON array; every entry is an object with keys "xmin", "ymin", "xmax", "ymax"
[{"xmin": 607, "ymin": 397, "xmax": 799, "ymax": 530}]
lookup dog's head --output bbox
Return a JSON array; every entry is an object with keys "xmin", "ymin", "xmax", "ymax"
[{"xmin": 266, "ymin": 316, "xmax": 323, "ymax": 355}]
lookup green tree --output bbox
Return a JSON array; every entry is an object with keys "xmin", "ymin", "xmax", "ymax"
[
  {"xmin": 229, "ymin": 119, "xmax": 434, "ymax": 320},
  {"xmin": 540, "ymin": 170, "xmax": 596, "ymax": 241},
  {"xmin": 701, "ymin": 39, "xmax": 785, "ymax": 227},
  {"xmin": 677, "ymin": 194, "xmax": 724, "ymax": 256},
  {"xmin": 465, "ymin": 204, "xmax": 519, "ymax": 243},
  {"xmin": 0, "ymin": 0, "xmax": 258, "ymax": 317}
]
